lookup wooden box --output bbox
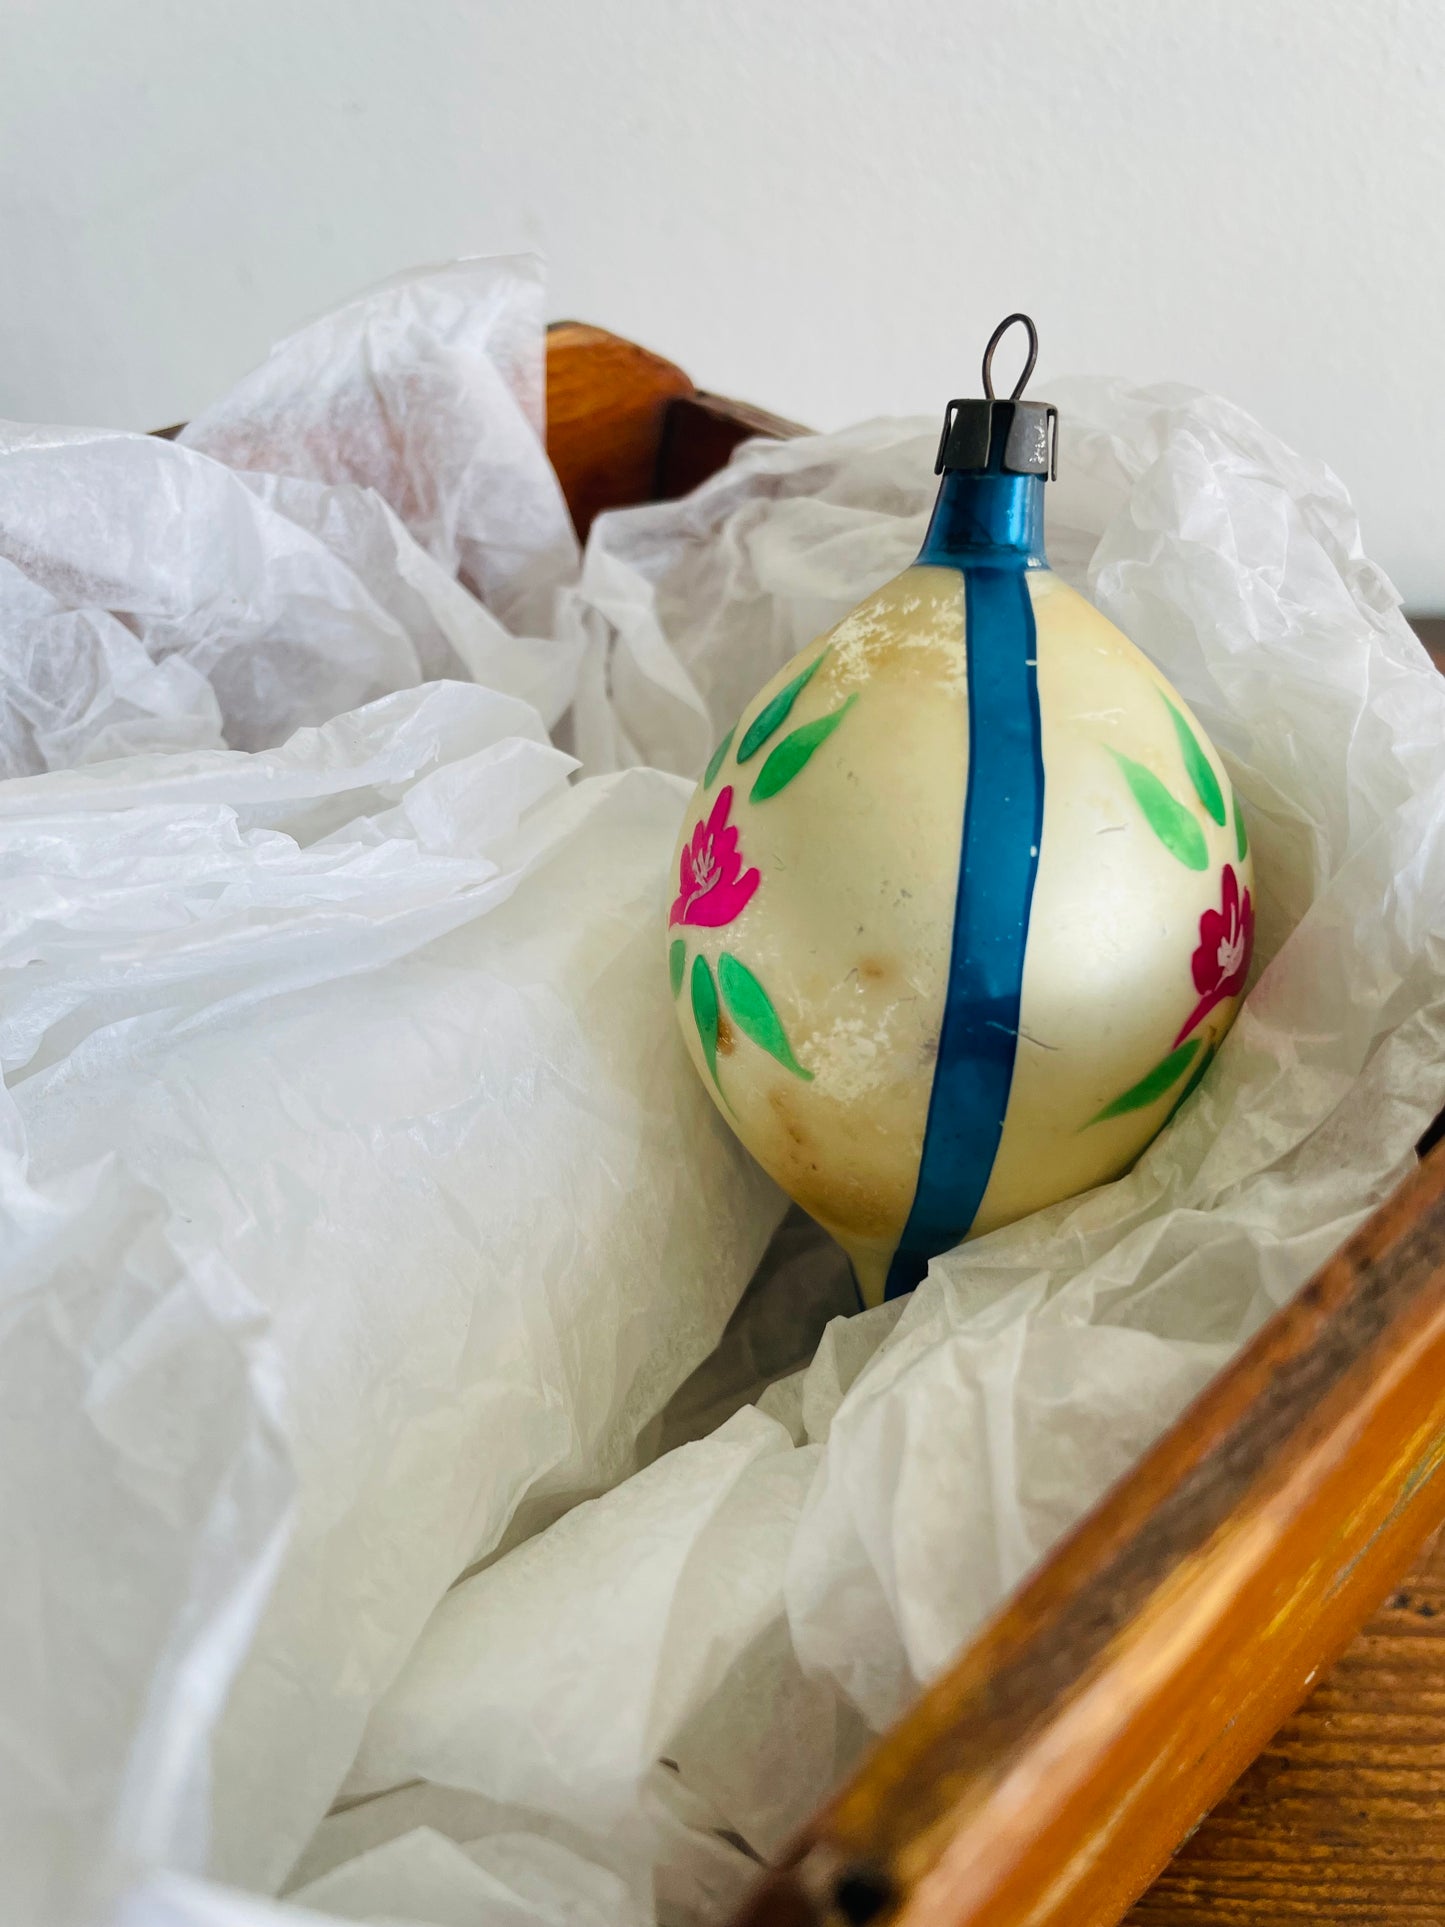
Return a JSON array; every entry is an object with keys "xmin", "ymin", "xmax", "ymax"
[{"xmin": 542, "ymin": 323, "xmax": 1445, "ymax": 1927}]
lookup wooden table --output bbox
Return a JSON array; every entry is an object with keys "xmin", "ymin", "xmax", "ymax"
[
  {"xmin": 1131, "ymin": 612, "xmax": 1445, "ymax": 1927},
  {"xmin": 1130, "ymin": 1527, "xmax": 1445, "ymax": 1924}
]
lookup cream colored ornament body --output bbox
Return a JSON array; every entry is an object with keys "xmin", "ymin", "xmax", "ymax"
[{"xmin": 666, "ymin": 336, "xmax": 1253, "ymax": 1305}]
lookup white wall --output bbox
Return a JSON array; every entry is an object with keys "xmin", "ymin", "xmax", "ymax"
[{"xmin": 3, "ymin": 0, "xmax": 1442, "ymax": 607}]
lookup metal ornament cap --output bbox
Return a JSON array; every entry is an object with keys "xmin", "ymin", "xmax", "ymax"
[{"xmin": 935, "ymin": 312, "xmax": 1059, "ymax": 478}]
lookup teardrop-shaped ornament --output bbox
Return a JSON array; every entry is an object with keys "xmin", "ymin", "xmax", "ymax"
[{"xmin": 667, "ymin": 316, "xmax": 1254, "ymax": 1304}]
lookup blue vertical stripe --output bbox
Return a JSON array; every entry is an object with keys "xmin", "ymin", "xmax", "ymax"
[{"xmin": 885, "ymin": 567, "xmax": 1045, "ymax": 1298}]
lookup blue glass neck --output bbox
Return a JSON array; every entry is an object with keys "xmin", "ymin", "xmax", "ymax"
[{"xmin": 916, "ymin": 463, "xmax": 1047, "ymax": 571}]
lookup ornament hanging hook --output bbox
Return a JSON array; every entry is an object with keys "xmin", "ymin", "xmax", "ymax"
[{"xmin": 982, "ymin": 313, "xmax": 1038, "ymax": 402}]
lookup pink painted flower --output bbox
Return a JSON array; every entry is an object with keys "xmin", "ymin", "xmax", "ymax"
[
  {"xmin": 1175, "ymin": 863, "xmax": 1255, "ymax": 1045},
  {"xmin": 669, "ymin": 785, "xmax": 761, "ymax": 929}
]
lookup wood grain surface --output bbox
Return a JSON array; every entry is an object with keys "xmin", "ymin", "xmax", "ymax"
[
  {"xmin": 655, "ymin": 390, "xmax": 809, "ymax": 501},
  {"xmin": 1414, "ymin": 616, "xmax": 1445, "ymax": 673},
  {"xmin": 544, "ymin": 322, "xmax": 807, "ymax": 529},
  {"xmin": 544, "ymin": 320, "xmax": 695, "ymax": 537},
  {"xmin": 1130, "ymin": 1526, "xmax": 1445, "ymax": 1924}
]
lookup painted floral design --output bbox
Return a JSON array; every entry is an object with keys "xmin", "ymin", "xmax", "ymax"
[
  {"xmin": 1175, "ymin": 863, "xmax": 1254, "ymax": 1046},
  {"xmin": 671, "ymin": 647, "xmax": 858, "ymax": 1085},
  {"xmin": 669, "ymin": 784, "xmax": 760, "ymax": 929}
]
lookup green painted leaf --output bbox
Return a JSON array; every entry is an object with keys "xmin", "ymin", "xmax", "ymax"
[
  {"xmin": 1233, "ymin": 788, "xmax": 1249, "ymax": 862},
  {"xmin": 1165, "ymin": 1043, "xmax": 1216, "ymax": 1126},
  {"xmin": 1163, "ymin": 695, "xmax": 1226, "ymax": 826},
  {"xmin": 703, "ymin": 727, "xmax": 734, "ymax": 790},
  {"xmin": 1111, "ymin": 753, "xmax": 1209, "ymax": 870},
  {"xmin": 1089, "ymin": 1038, "xmax": 1201, "ymax": 1124},
  {"xmin": 736, "ymin": 648, "xmax": 830, "ymax": 764},
  {"xmin": 718, "ymin": 953, "xmax": 814, "ymax": 1080},
  {"xmin": 668, "ymin": 938, "xmax": 686, "ymax": 999},
  {"xmin": 750, "ymin": 695, "xmax": 859, "ymax": 803},
  {"xmin": 690, "ymin": 954, "xmax": 721, "ymax": 1089}
]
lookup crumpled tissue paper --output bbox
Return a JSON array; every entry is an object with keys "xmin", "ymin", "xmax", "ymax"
[
  {"xmin": 0, "ymin": 258, "xmax": 580, "ymax": 776},
  {"xmin": 0, "ymin": 260, "xmax": 783, "ymax": 1927},
  {"xmin": 0, "ymin": 680, "xmax": 785, "ymax": 1917},
  {"xmin": 1, "ymin": 257, "xmax": 1442, "ymax": 1927},
  {"xmin": 179, "ymin": 256, "xmax": 579, "ymax": 639}
]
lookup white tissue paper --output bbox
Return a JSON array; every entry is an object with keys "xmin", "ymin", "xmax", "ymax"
[
  {"xmin": 1, "ymin": 257, "xmax": 1442, "ymax": 1927},
  {"xmin": 179, "ymin": 257, "xmax": 579, "ymax": 639},
  {"xmin": 0, "ymin": 258, "xmax": 580, "ymax": 777},
  {"xmin": 0, "ymin": 681, "xmax": 784, "ymax": 1915}
]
